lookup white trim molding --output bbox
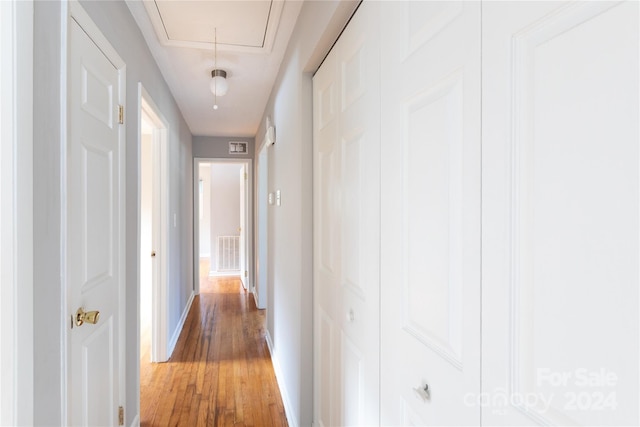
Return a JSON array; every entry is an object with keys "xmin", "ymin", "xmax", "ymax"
[
  {"xmin": 130, "ymin": 414, "xmax": 141, "ymax": 427},
  {"xmin": 167, "ymin": 291, "xmax": 195, "ymax": 356},
  {"xmin": 265, "ymin": 331, "xmax": 297, "ymax": 427},
  {"xmin": 137, "ymin": 83, "xmax": 171, "ymax": 364},
  {"xmin": 1, "ymin": 1, "xmax": 34, "ymax": 425}
]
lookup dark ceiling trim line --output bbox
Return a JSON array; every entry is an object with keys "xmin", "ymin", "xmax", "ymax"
[
  {"xmin": 164, "ymin": 39, "xmax": 265, "ymax": 49},
  {"xmin": 154, "ymin": 0, "xmax": 272, "ymax": 49},
  {"xmin": 261, "ymin": 0, "xmax": 274, "ymax": 48},
  {"xmin": 313, "ymin": 0, "xmax": 363, "ymax": 77},
  {"xmin": 154, "ymin": 1, "xmax": 170, "ymax": 41}
]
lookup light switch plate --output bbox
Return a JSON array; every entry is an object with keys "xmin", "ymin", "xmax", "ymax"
[
  {"xmin": 276, "ymin": 190, "xmax": 281, "ymax": 206},
  {"xmin": 268, "ymin": 192, "xmax": 274, "ymax": 205}
]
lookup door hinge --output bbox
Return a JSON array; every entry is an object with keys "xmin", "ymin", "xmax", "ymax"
[
  {"xmin": 118, "ymin": 105, "xmax": 124, "ymax": 124},
  {"xmin": 244, "ymin": 172, "xmax": 248, "ymax": 180},
  {"xmin": 245, "ymin": 270, "xmax": 248, "ymax": 277},
  {"xmin": 118, "ymin": 406, "xmax": 124, "ymax": 425}
]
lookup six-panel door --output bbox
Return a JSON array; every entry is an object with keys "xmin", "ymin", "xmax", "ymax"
[
  {"xmin": 313, "ymin": 2, "xmax": 381, "ymax": 425},
  {"xmin": 68, "ymin": 16, "xmax": 124, "ymax": 426},
  {"xmin": 482, "ymin": 2, "xmax": 639, "ymax": 425},
  {"xmin": 379, "ymin": 1, "xmax": 482, "ymax": 425},
  {"xmin": 315, "ymin": 1, "xmax": 638, "ymax": 426}
]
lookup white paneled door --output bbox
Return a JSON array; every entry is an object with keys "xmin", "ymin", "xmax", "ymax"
[
  {"xmin": 68, "ymin": 11, "xmax": 125, "ymax": 426},
  {"xmin": 313, "ymin": 2, "xmax": 380, "ymax": 425},
  {"xmin": 380, "ymin": 1, "xmax": 481, "ymax": 425},
  {"xmin": 482, "ymin": 2, "xmax": 639, "ymax": 425},
  {"xmin": 315, "ymin": 1, "xmax": 638, "ymax": 426}
]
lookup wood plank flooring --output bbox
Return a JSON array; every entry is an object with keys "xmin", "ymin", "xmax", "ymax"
[{"xmin": 140, "ymin": 266, "xmax": 287, "ymax": 426}]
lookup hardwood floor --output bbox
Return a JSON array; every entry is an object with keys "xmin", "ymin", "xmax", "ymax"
[{"xmin": 140, "ymin": 264, "xmax": 287, "ymax": 426}]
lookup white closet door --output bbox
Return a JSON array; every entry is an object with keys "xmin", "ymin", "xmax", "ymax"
[
  {"xmin": 313, "ymin": 2, "xmax": 380, "ymax": 425},
  {"xmin": 380, "ymin": 2, "xmax": 481, "ymax": 425},
  {"xmin": 314, "ymin": 38, "xmax": 341, "ymax": 427},
  {"xmin": 68, "ymin": 16, "xmax": 124, "ymax": 426},
  {"xmin": 482, "ymin": 1, "xmax": 639, "ymax": 425}
]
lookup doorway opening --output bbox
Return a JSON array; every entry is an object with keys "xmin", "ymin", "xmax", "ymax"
[
  {"xmin": 137, "ymin": 83, "xmax": 170, "ymax": 374},
  {"xmin": 194, "ymin": 158, "xmax": 253, "ymax": 296}
]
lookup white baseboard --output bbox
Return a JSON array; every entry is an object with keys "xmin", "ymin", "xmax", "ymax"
[
  {"xmin": 167, "ymin": 290, "xmax": 195, "ymax": 357},
  {"xmin": 265, "ymin": 330, "xmax": 298, "ymax": 427},
  {"xmin": 129, "ymin": 414, "xmax": 140, "ymax": 427}
]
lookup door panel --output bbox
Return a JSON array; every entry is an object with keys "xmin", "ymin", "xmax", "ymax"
[
  {"xmin": 482, "ymin": 2, "xmax": 639, "ymax": 425},
  {"xmin": 342, "ymin": 332, "xmax": 364, "ymax": 425},
  {"xmin": 82, "ymin": 319, "xmax": 114, "ymax": 426},
  {"xmin": 68, "ymin": 17, "xmax": 123, "ymax": 426},
  {"xmin": 313, "ymin": 2, "xmax": 380, "ymax": 425},
  {"xmin": 380, "ymin": 2, "xmax": 481, "ymax": 425},
  {"xmin": 84, "ymin": 146, "xmax": 113, "ymax": 283},
  {"xmin": 404, "ymin": 72, "xmax": 465, "ymax": 368},
  {"xmin": 314, "ymin": 36, "xmax": 340, "ymax": 427},
  {"xmin": 337, "ymin": 6, "xmax": 380, "ymax": 425}
]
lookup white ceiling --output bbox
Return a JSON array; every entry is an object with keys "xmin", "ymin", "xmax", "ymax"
[{"xmin": 126, "ymin": 0, "xmax": 304, "ymax": 137}]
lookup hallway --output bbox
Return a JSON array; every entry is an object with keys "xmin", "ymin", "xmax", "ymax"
[{"xmin": 140, "ymin": 268, "xmax": 287, "ymax": 426}]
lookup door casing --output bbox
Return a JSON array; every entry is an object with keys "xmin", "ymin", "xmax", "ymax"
[
  {"xmin": 137, "ymin": 83, "xmax": 170, "ymax": 363},
  {"xmin": 0, "ymin": 1, "xmax": 34, "ymax": 425},
  {"xmin": 193, "ymin": 158, "xmax": 253, "ymax": 295}
]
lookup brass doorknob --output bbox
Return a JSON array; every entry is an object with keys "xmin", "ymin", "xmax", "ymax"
[{"xmin": 75, "ymin": 307, "xmax": 100, "ymax": 327}]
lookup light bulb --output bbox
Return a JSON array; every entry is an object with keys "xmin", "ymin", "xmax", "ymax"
[
  {"xmin": 213, "ymin": 104, "xmax": 219, "ymax": 110},
  {"xmin": 210, "ymin": 70, "xmax": 228, "ymax": 96}
]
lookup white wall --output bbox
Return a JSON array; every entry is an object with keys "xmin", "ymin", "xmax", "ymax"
[
  {"xmin": 32, "ymin": 2, "xmax": 193, "ymax": 425},
  {"xmin": 254, "ymin": 1, "xmax": 359, "ymax": 425},
  {"xmin": 32, "ymin": 2, "xmax": 64, "ymax": 422},
  {"xmin": 193, "ymin": 135, "xmax": 255, "ymax": 159},
  {"xmin": 198, "ymin": 164, "xmax": 211, "ymax": 257},
  {"xmin": 209, "ymin": 163, "xmax": 242, "ymax": 272},
  {"xmin": 198, "ymin": 162, "xmax": 244, "ymax": 269}
]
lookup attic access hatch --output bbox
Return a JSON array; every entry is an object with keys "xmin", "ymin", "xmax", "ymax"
[{"xmin": 142, "ymin": 0, "xmax": 285, "ymax": 54}]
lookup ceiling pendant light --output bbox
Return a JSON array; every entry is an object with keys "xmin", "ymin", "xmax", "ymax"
[
  {"xmin": 210, "ymin": 69, "xmax": 228, "ymax": 96},
  {"xmin": 210, "ymin": 28, "xmax": 228, "ymax": 109}
]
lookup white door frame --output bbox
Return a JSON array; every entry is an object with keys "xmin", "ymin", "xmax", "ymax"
[
  {"xmin": 64, "ymin": 1, "xmax": 127, "ymax": 423},
  {"xmin": 137, "ymin": 83, "xmax": 170, "ymax": 363},
  {"xmin": 0, "ymin": 1, "xmax": 33, "ymax": 425},
  {"xmin": 239, "ymin": 164, "xmax": 247, "ymax": 289},
  {"xmin": 255, "ymin": 143, "xmax": 269, "ymax": 309},
  {"xmin": 193, "ymin": 158, "xmax": 253, "ymax": 294}
]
